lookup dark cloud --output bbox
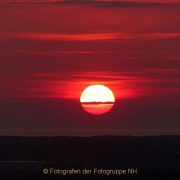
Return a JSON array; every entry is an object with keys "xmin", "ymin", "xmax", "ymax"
[{"xmin": 0, "ymin": 0, "xmax": 168, "ymax": 8}]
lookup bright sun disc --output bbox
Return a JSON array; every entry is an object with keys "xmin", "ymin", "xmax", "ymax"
[
  {"xmin": 80, "ymin": 85, "xmax": 115, "ymax": 115},
  {"xmin": 80, "ymin": 85, "xmax": 115, "ymax": 103}
]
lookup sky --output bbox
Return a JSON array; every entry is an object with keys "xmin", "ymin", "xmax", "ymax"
[{"xmin": 0, "ymin": 0, "xmax": 180, "ymax": 136}]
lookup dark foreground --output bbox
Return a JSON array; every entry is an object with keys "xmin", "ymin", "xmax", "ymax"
[{"xmin": 0, "ymin": 135, "xmax": 180, "ymax": 180}]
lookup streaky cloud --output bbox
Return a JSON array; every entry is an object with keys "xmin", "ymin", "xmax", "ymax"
[
  {"xmin": 166, "ymin": 56, "xmax": 180, "ymax": 61},
  {"xmin": 0, "ymin": 0, "xmax": 177, "ymax": 7},
  {"xmin": 15, "ymin": 49, "xmax": 116, "ymax": 55},
  {"xmin": 4, "ymin": 32, "xmax": 180, "ymax": 41},
  {"xmin": 1, "ymin": 69, "xmax": 179, "ymax": 99},
  {"xmin": 4, "ymin": 32, "xmax": 132, "ymax": 41}
]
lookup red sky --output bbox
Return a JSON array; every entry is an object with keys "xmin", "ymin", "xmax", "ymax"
[{"xmin": 0, "ymin": 0, "xmax": 180, "ymax": 135}]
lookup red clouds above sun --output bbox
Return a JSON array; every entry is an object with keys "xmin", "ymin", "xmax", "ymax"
[{"xmin": 0, "ymin": 0, "xmax": 179, "ymax": 100}]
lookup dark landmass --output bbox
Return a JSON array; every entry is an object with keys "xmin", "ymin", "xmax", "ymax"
[{"xmin": 0, "ymin": 135, "xmax": 180, "ymax": 179}]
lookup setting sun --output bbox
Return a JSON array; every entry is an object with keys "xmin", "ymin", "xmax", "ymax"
[
  {"xmin": 80, "ymin": 85, "xmax": 115, "ymax": 115},
  {"xmin": 80, "ymin": 85, "xmax": 115, "ymax": 103}
]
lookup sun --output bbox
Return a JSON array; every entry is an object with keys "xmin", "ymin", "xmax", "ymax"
[
  {"xmin": 80, "ymin": 85, "xmax": 115, "ymax": 103},
  {"xmin": 80, "ymin": 85, "xmax": 115, "ymax": 115}
]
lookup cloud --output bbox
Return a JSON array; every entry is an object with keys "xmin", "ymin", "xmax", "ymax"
[
  {"xmin": 5, "ymin": 32, "xmax": 133, "ymax": 41},
  {"xmin": 166, "ymin": 56, "xmax": 180, "ymax": 61},
  {"xmin": 4, "ymin": 32, "xmax": 180, "ymax": 42},
  {"xmin": 0, "ymin": 0, "xmax": 171, "ymax": 7},
  {"xmin": 140, "ymin": 33, "xmax": 180, "ymax": 39},
  {"xmin": 93, "ymin": 1, "xmax": 164, "ymax": 8},
  {"xmin": 1, "ymin": 69, "xmax": 179, "ymax": 99},
  {"xmin": 123, "ymin": 57, "xmax": 140, "ymax": 60},
  {"xmin": 144, "ymin": 68, "xmax": 180, "ymax": 74},
  {"xmin": 30, "ymin": 68, "xmax": 180, "ymax": 83},
  {"xmin": 15, "ymin": 49, "xmax": 116, "ymax": 55},
  {"xmin": 15, "ymin": 49, "xmax": 52, "ymax": 56}
]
